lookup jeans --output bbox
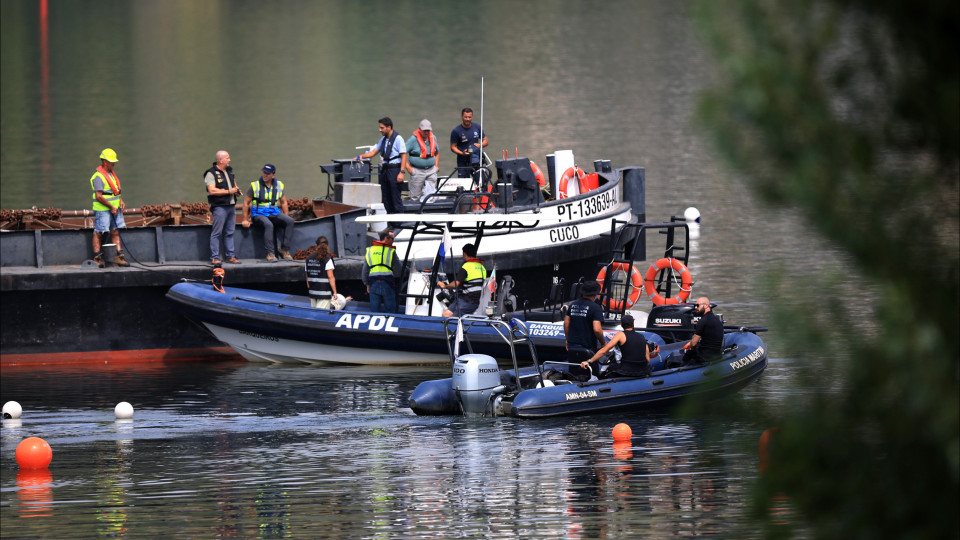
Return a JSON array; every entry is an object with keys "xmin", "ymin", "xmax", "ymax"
[
  {"xmin": 209, "ymin": 205, "xmax": 236, "ymax": 260},
  {"xmin": 369, "ymin": 280, "xmax": 396, "ymax": 314},
  {"xmin": 252, "ymin": 213, "xmax": 295, "ymax": 256}
]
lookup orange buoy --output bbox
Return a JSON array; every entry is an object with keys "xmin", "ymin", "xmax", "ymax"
[
  {"xmin": 15, "ymin": 437, "xmax": 53, "ymax": 469},
  {"xmin": 612, "ymin": 422, "xmax": 632, "ymax": 442}
]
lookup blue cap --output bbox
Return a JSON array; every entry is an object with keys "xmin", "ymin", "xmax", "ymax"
[{"xmin": 262, "ymin": 164, "xmax": 276, "ymax": 174}]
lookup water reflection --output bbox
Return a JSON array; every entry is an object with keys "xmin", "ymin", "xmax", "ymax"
[
  {"xmin": 16, "ymin": 468, "xmax": 53, "ymax": 518},
  {"xmin": 0, "ymin": 358, "xmax": 802, "ymax": 537}
]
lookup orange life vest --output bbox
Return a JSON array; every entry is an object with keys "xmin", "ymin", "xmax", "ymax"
[{"xmin": 414, "ymin": 130, "xmax": 437, "ymax": 158}]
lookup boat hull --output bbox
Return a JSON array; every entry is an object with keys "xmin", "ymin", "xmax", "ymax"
[{"xmin": 408, "ymin": 332, "xmax": 768, "ymax": 417}]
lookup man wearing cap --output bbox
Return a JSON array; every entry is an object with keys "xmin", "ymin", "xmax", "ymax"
[
  {"xmin": 437, "ymin": 243, "xmax": 488, "ymax": 317},
  {"xmin": 204, "ymin": 150, "xmax": 242, "ymax": 265},
  {"xmin": 405, "ymin": 119, "xmax": 440, "ymax": 201},
  {"xmin": 581, "ymin": 314, "xmax": 657, "ymax": 379},
  {"xmin": 356, "ymin": 117, "xmax": 408, "ymax": 216},
  {"xmin": 89, "ymin": 148, "xmax": 129, "ymax": 267},
  {"xmin": 241, "ymin": 164, "xmax": 295, "ymax": 262},
  {"xmin": 564, "ymin": 280, "xmax": 605, "ymax": 372},
  {"xmin": 450, "ymin": 107, "xmax": 488, "ymax": 179}
]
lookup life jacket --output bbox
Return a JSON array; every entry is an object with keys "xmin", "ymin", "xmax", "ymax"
[
  {"xmin": 90, "ymin": 166, "xmax": 121, "ymax": 211},
  {"xmin": 379, "ymin": 132, "xmax": 401, "ymax": 165},
  {"xmin": 250, "ymin": 178, "xmax": 284, "ymax": 216},
  {"xmin": 205, "ymin": 163, "xmax": 236, "ymax": 207},
  {"xmin": 459, "ymin": 258, "xmax": 488, "ymax": 301},
  {"xmin": 365, "ymin": 242, "xmax": 396, "ymax": 283},
  {"xmin": 306, "ymin": 256, "xmax": 334, "ymax": 300},
  {"xmin": 414, "ymin": 129, "xmax": 437, "ymax": 158}
]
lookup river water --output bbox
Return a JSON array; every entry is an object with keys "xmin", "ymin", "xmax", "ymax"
[{"xmin": 2, "ymin": 1, "xmax": 864, "ymax": 537}]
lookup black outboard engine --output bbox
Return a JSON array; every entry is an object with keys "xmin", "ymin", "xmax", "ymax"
[
  {"xmin": 647, "ymin": 303, "xmax": 724, "ymax": 343},
  {"xmin": 452, "ymin": 354, "xmax": 505, "ymax": 417}
]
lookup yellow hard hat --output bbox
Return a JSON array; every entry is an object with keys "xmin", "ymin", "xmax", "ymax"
[{"xmin": 100, "ymin": 148, "xmax": 119, "ymax": 162}]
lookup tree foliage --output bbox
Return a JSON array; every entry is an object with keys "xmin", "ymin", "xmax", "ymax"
[{"xmin": 696, "ymin": 0, "xmax": 959, "ymax": 537}]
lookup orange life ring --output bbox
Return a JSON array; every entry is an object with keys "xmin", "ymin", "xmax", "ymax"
[
  {"xmin": 530, "ymin": 161, "xmax": 546, "ymax": 187},
  {"xmin": 596, "ymin": 262, "xmax": 643, "ymax": 310},
  {"xmin": 558, "ymin": 166, "xmax": 585, "ymax": 199},
  {"xmin": 643, "ymin": 258, "xmax": 693, "ymax": 305}
]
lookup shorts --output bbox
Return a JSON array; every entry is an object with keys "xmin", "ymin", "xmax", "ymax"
[
  {"xmin": 447, "ymin": 298, "xmax": 479, "ymax": 317},
  {"xmin": 94, "ymin": 209, "xmax": 125, "ymax": 233}
]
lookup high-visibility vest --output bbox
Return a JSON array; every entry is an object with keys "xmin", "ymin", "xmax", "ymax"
[
  {"xmin": 459, "ymin": 259, "xmax": 488, "ymax": 299},
  {"xmin": 90, "ymin": 166, "xmax": 121, "ymax": 211},
  {"xmin": 414, "ymin": 130, "xmax": 437, "ymax": 158},
  {"xmin": 365, "ymin": 244, "xmax": 396, "ymax": 277},
  {"xmin": 251, "ymin": 179, "xmax": 285, "ymax": 216}
]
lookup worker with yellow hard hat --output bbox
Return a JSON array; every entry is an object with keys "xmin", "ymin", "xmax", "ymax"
[{"xmin": 89, "ymin": 148, "xmax": 129, "ymax": 267}]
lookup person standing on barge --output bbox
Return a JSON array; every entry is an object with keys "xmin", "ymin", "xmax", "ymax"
[
  {"xmin": 437, "ymin": 243, "xmax": 488, "ymax": 317},
  {"xmin": 356, "ymin": 117, "xmax": 408, "ymax": 216},
  {"xmin": 405, "ymin": 119, "xmax": 439, "ymax": 200},
  {"xmin": 90, "ymin": 148, "xmax": 129, "ymax": 268},
  {"xmin": 362, "ymin": 228, "xmax": 399, "ymax": 313},
  {"xmin": 241, "ymin": 163, "xmax": 295, "ymax": 262},
  {"xmin": 204, "ymin": 150, "xmax": 242, "ymax": 265}
]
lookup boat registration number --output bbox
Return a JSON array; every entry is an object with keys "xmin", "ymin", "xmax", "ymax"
[
  {"xmin": 556, "ymin": 187, "xmax": 618, "ymax": 222},
  {"xmin": 565, "ymin": 390, "xmax": 598, "ymax": 401},
  {"xmin": 729, "ymin": 346, "xmax": 765, "ymax": 370}
]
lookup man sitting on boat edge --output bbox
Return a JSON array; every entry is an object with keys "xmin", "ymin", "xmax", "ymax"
[
  {"xmin": 675, "ymin": 296, "xmax": 724, "ymax": 366},
  {"xmin": 581, "ymin": 314, "xmax": 658, "ymax": 379},
  {"xmin": 241, "ymin": 164, "xmax": 295, "ymax": 262},
  {"xmin": 437, "ymin": 243, "xmax": 488, "ymax": 317}
]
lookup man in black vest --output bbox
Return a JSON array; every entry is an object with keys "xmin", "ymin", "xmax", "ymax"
[
  {"xmin": 356, "ymin": 117, "xmax": 409, "ymax": 216},
  {"xmin": 204, "ymin": 150, "xmax": 242, "ymax": 265}
]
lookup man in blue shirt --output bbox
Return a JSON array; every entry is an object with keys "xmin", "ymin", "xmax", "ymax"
[
  {"xmin": 449, "ymin": 108, "xmax": 488, "ymax": 179},
  {"xmin": 357, "ymin": 117, "xmax": 408, "ymax": 216}
]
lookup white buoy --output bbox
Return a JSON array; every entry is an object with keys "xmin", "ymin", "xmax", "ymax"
[
  {"xmin": 114, "ymin": 402, "xmax": 134, "ymax": 419},
  {"xmin": 684, "ymin": 207, "xmax": 701, "ymax": 223},
  {"xmin": 2, "ymin": 401, "xmax": 22, "ymax": 419}
]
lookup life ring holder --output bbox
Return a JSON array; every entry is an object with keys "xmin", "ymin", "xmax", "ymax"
[
  {"xmin": 643, "ymin": 258, "xmax": 693, "ymax": 305},
  {"xmin": 596, "ymin": 262, "xmax": 643, "ymax": 310},
  {"xmin": 558, "ymin": 166, "xmax": 585, "ymax": 199}
]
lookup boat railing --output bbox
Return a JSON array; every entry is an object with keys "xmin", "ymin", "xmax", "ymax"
[
  {"xmin": 442, "ymin": 317, "xmax": 544, "ymax": 389},
  {"xmin": 596, "ymin": 219, "xmax": 692, "ymax": 321}
]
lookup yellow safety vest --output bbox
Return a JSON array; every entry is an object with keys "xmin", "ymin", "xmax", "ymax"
[
  {"xmin": 90, "ymin": 166, "xmax": 121, "ymax": 211},
  {"xmin": 365, "ymin": 244, "xmax": 396, "ymax": 276}
]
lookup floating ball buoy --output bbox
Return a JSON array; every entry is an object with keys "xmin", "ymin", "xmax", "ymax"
[
  {"xmin": 3, "ymin": 401, "xmax": 22, "ymax": 419},
  {"xmin": 612, "ymin": 423, "xmax": 632, "ymax": 442},
  {"xmin": 114, "ymin": 402, "xmax": 134, "ymax": 419},
  {"xmin": 16, "ymin": 437, "xmax": 53, "ymax": 469},
  {"xmin": 684, "ymin": 206, "xmax": 701, "ymax": 223}
]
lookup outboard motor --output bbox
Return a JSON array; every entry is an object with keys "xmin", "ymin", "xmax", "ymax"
[
  {"xmin": 647, "ymin": 303, "xmax": 724, "ymax": 343},
  {"xmin": 452, "ymin": 354, "xmax": 504, "ymax": 417}
]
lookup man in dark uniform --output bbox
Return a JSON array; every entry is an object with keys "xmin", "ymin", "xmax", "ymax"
[
  {"xmin": 563, "ymin": 280, "xmax": 605, "ymax": 379},
  {"xmin": 681, "ymin": 296, "xmax": 724, "ymax": 365},
  {"xmin": 580, "ymin": 314, "xmax": 657, "ymax": 378}
]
